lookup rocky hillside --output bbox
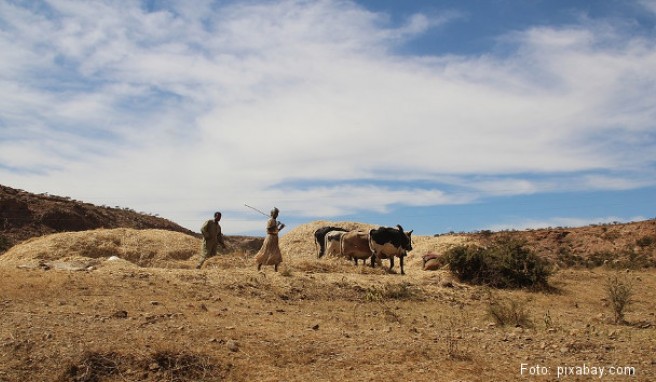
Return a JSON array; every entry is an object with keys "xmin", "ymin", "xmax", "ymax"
[
  {"xmin": 461, "ymin": 219, "xmax": 656, "ymax": 267},
  {"xmin": 0, "ymin": 184, "xmax": 264, "ymax": 255},
  {"xmin": 0, "ymin": 184, "xmax": 199, "ymax": 252}
]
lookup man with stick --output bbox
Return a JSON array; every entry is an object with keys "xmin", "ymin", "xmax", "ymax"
[
  {"xmin": 196, "ymin": 211, "xmax": 227, "ymax": 269},
  {"xmin": 254, "ymin": 207, "xmax": 285, "ymax": 271}
]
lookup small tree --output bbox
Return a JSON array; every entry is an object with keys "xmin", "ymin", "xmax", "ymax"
[{"xmin": 605, "ymin": 274, "xmax": 634, "ymax": 324}]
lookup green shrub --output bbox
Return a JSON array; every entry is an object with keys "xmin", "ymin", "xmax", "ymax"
[{"xmin": 445, "ymin": 236, "xmax": 552, "ymax": 289}]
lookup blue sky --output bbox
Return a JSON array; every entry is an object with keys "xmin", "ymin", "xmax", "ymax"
[{"xmin": 1, "ymin": 0, "xmax": 655, "ymax": 236}]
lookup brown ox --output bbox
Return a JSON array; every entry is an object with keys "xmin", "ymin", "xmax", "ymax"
[{"xmin": 340, "ymin": 230, "xmax": 374, "ymax": 266}]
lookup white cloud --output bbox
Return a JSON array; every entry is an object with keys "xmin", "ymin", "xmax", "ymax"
[
  {"xmin": 1, "ymin": 0, "xmax": 655, "ymax": 233},
  {"xmin": 487, "ymin": 215, "xmax": 649, "ymax": 231},
  {"xmin": 639, "ymin": 0, "xmax": 656, "ymax": 14}
]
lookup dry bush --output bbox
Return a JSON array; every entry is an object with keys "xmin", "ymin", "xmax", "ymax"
[
  {"xmin": 60, "ymin": 350, "xmax": 228, "ymax": 382},
  {"xmin": 59, "ymin": 351, "xmax": 122, "ymax": 382},
  {"xmin": 636, "ymin": 235, "xmax": 655, "ymax": 248},
  {"xmin": 487, "ymin": 293, "xmax": 534, "ymax": 328},
  {"xmin": 446, "ymin": 237, "xmax": 552, "ymax": 289},
  {"xmin": 605, "ymin": 273, "xmax": 634, "ymax": 324},
  {"xmin": 444, "ymin": 317, "xmax": 472, "ymax": 361},
  {"xmin": 151, "ymin": 350, "xmax": 220, "ymax": 381}
]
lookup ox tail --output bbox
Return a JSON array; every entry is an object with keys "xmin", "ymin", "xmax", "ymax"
[
  {"xmin": 367, "ymin": 229, "xmax": 380, "ymax": 267},
  {"xmin": 314, "ymin": 230, "xmax": 326, "ymax": 258},
  {"xmin": 340, "ymin": 234, "xmax": 346, "ymax": 260},
  {"xmin": 367, "ymin": 229, "xmax": 375, "ymax": 254},
  {"xmin": 316, "ymin": 237, "xmax": 326, "ymax": 258}
]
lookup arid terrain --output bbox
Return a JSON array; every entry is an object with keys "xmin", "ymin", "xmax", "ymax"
[{"xmin": 0, "ymin": 186, "xmax": 655, "ymax": 381}]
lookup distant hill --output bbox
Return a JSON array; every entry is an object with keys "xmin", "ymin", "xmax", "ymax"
[
  {"xmin": 459, "ymin": 219, "xmax": 656, "ymax": 268},
  {"xmin": 0, "ymin": 184, "xmax": 264, "ymax": 255},
  {"xmin": 0, "ymin": 184, "xmax": 199, "ymax": 253}
]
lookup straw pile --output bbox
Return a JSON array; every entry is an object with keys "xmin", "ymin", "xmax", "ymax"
[
  {"xmin": 0, "ymin": 228, "xmax": 200, "ymax": 268},
  {"xmin": 280, "ymin": 220, "xmax": 474, "ymax": 268}
]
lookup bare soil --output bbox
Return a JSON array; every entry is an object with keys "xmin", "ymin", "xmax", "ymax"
[{"xmin": 1, "ymin": 224, "xmax": 655, "ymax": 381}]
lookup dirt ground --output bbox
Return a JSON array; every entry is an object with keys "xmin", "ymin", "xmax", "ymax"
[
  {"xmin": 1, "ymin": 249, "xmax": 654, "ymax": 382},
  {"xmin": 1, "ymin": 223, "xmax": 655, "ymax": 381}
]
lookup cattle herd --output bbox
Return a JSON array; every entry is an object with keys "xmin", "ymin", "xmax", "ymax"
[{"xmin": 313, "ymin": 225, "xmax": 413, "ymax": 275}]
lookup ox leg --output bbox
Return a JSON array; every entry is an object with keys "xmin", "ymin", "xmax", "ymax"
[
  {"xmin": 389, "ymin": 256, "xmax": 395, "ymax": 272},
  {"xmin": 370, "ymin": 254, "xmax": 376, "ymax": 268},
  {"xmin": 400, "ymin": 256, "xmax": 405, "ymax": 275}
]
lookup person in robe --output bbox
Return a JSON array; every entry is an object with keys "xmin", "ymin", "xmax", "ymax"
[{"xmin": 255, "ymin": 207, "xmax": 285, "ymax": 271}]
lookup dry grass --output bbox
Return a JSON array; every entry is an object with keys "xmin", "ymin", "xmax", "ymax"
[{"xmin": 0, "ymin": 225, "xmax": 655, "ymax": 381}]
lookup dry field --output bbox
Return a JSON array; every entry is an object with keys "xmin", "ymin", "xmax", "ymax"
[{"xmin": 0, "ymin": 223, "xmax": 654, "ymax": 382}]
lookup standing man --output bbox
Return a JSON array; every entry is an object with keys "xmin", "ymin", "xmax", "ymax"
[
  {"xmin": 196, "ymin": 211, "xmax": 227, "ymax": 269},
  {"xmin": 255, "ymin": 207, "xmax": 285, "ymax": 272}
]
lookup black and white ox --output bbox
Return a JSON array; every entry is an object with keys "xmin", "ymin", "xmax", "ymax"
[
  {"xmin": 324, "ymin": 230, "xmax": 348, "ymax": 258},
  {"xmin": 369, "ymin": 225, "xmax": 413, "ymax": 275},
  {"xmin": 314, "ymin": 226, "xmax": 348, "ymax": 258}
]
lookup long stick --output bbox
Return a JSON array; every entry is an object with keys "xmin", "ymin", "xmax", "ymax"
[{"xmin": 244, "ymin": 203, "xmax": 269, "ymax": 217}]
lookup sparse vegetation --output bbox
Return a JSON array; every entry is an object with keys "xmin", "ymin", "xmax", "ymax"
[
  {"xmin": 588, "ymin": 250, "xmax": 616, "ymax": 267},
  {"xmin": 60, "ymin": 350, "xmax": 226, "ymax": 382},
  {"xmin": 605, "ymin": 273, "xmax": 634, "ymax": 324},
  {"xmin": 636, "ymin": 235, "xmax": 655, "ymax": 248},
  {"xmin": 556, "ymin": 247, "xmax": 584, "ymax": 268},
  {"xmin": 445, "ymin": 236, "xmax": 552, "ymax": 289},
  {"xmin": 486, "ymin": 293, "xmax": 533, "ymax": 328},
  {"xmin": 443, "ymin": 316, "xmax": 472, "ymax": 361}
]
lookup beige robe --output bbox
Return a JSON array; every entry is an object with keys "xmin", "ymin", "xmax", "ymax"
[{"xmin": 255, "ymin": 218, "xmax": 283, "ymax": 268}]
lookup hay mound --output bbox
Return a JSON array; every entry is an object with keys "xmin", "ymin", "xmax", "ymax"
[
  {"xmin": 0, "ymin": 228, "xmax": 200, "ymax": 268},
  {"xmin": 280, "ymin": 221, "xmax": 475, "ymax": 268},
  {"xmin": 280, "ymin": 221, "xmax": 377, "ymax": 262}
]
